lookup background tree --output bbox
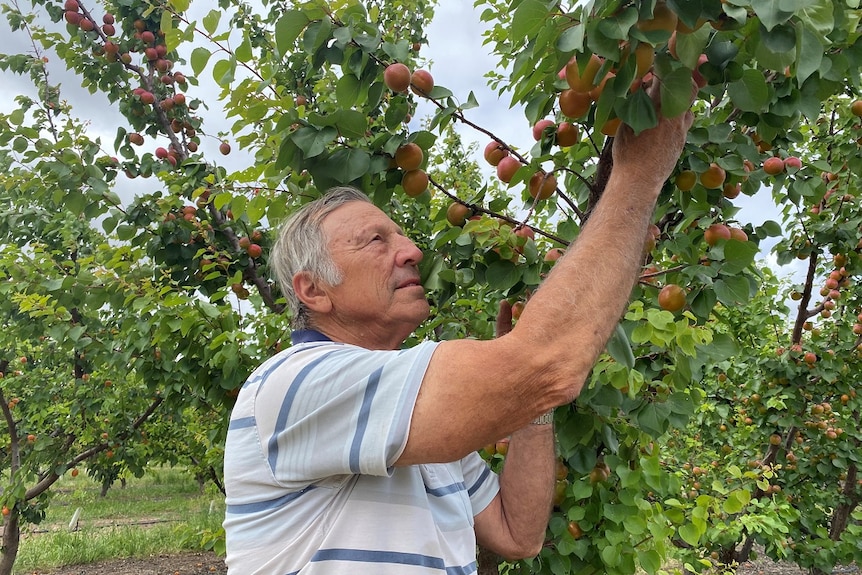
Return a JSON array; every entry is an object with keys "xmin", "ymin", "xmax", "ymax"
[{"xmin": 1, "ymin": 1, "xmax": 861, "ymax": 574}]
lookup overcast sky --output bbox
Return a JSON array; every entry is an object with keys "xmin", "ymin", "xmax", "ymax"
[{"xmin": 0, "ymin": 1, "xmax": 804, "ymax": 283}]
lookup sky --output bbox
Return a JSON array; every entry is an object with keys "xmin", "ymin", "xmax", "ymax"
[{"xmin": 0, "ymin": 0, "xmax": 806, "ymax": 283}]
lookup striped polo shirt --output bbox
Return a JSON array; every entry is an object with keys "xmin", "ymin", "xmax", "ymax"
[{"xmin": 223, "ymin": 330, "xmax": 500, "ymax": 574}]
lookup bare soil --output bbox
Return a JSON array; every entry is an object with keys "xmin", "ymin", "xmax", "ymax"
[{"xmin": 30, "ymin": 551, "xmax": 227, "ymax": 575}]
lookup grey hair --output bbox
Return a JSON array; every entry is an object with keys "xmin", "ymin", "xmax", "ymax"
[{"xmin": 270, "ymin": 186, "xmax": 373, "ymax": 330}]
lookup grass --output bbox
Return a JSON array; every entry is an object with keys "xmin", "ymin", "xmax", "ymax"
[{"xmin": 10, "ymin": 466, "xmax": 225, "ymax": 574}]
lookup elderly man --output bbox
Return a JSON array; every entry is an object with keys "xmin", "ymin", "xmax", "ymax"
[{"xmin": 223, "ymin": 91, "xmax": 692, "ymax": 573}]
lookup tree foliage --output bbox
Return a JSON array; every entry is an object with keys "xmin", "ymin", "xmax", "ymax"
[{"xmin": 1, "ymin": 0, "xmax": 861, "ymax": 574}]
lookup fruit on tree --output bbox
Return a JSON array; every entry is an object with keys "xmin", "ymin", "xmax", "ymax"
[
  {"xmin": 495, "ymin": 156, "xmax": 521, "ymax": 184},
  {"xmin": 395, "ymin": 143, "xmax": 423, "ymax": 171},
  {"xmin": 723, "ymin": 182, "xmax": 741, "ymax": 199},
  {"xmin": 544, "ymin": 247, "xmax": 565, "ymax": 262},
  {"xmin": 529, "ymin": 171, "xmax": 557, "ymax": 200},
  {"xmin": 658, "ymin": 284, "xmax": 686, "ymax": 312},
  {"xmin": 567, "ymin": 521, "xmax": 584, "ymax": 539},
  {"xmin": 676, "ymin": 170, "xmax": 696, "ymax": 191},
  {"xmin": 532, "ymin": 119, "xmax": 555, "ymax": 141},
  {"xmin": 729, "ymin": 227, "xmax": 748, "ymax": 242},
  {"xmin": 565, "ymin": 53, "xmax": 602, "ymax": 93},
  {"xmin": 763, "ymin": 156, "xmax": 785, "ymax": 175},
  {"xmin": 559, "ymin": 89, "xmax": 591, "ymax": 118},
  {"xmin": 383, "ymin": 63, "xmax": 411, "ymax": 93},
  {"xmin": 636, "ymin": 2, "xmax": 678, "ymax": 33},
  {"xmin": 446, "ymin": 202, "xmax": 471, "ymax": 227},
  {"xmin": 704, "ymin": 223, "xmax": 731, "ymax": 246},
  {"xmin": 410, "ymin": 69, "xmax": 434, "ymax": 96},
  {"xmin": 401, "ymin": 169, "xmax": 429, "ymax": 197},
  {"xmin": 247, "ymin": 244, "xmax": 262, "ymax": 259},
  {"xmin": 784, "ymin": 156, "xmax": 802, "ymax": 171},
  {"xmin": 511, "ymin": 301, "xmax": 525, "ymax": 320},
  {"xmin": 589, "ymin": 463, "xmax": 610, "ymax": 483},
  {"xmin": 699, "ymin": 163, "xmax": 726, "ymax": 189},
  {"xmin": 851, "ymin": 100, "xmax": 862, "ymax": 117},
  {"xmin": 556, "ymin": 122, "xmax": 579, "ymax": 147},
  {"xmin": 128, "ymin": 132, "xmax": 144, "ymax": 146},
  {"xmin": 483, "ymin": 141, "xmax": 508, "ymax": 166},
  {"xmin": 599, "ymin": 117, "xmax": 622, "ymax": 136}
]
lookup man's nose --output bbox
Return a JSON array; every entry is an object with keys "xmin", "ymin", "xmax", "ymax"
[{"xmin": 398, "ymin": 236, "xmax": 423, "ymax": 266}]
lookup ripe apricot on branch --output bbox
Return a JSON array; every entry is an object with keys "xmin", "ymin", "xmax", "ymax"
[
  {"xmin": 559, "ymin": 89, "xmax": 591, "ymax": 119},
  {"xmin": 851, "ymin": 100, "xmax": 862, "ymax": 117},
  {"xmin": 410, "ymin": 69, "xmax": 434, "ymax": 97},
  {"xmin": 699, "ymin": 163, "xmax": 726, "ymax": 189},
  {"xmin": 384, "ymin": 63, "xmax": 411, "ymax": 93},
  {"xmin": 636, "ymin": 2, "xmax": 678, "ymax": 33},
  {"xmin": 483, "ymin": 141, "xmax": 508, "ymax": 166},
  {"xmin": 704, "ymin": 223, "xmax": 731, "ymax": 246},
  {"xmin": 658, "ymin": 284, "xmax": 686, "ymax": 312},
  {"xmin": 676, "ymin": 170, "xmax": 696, "ymax": 191},
  {"xmin": 401, "ymin": 169, "xmax": 429, "ymax": 197},
  {"xmin": 565, "ymin": 53, "xmax": 602, "ymax": 93},
  {"xmin": 496, "ymin": 156, "xmax": 521, "ymax": 184},
  {"xmin": 556, "ymin": 122, "xmax": 579, "ymax": 147},
  {"xmin": 529, "ymin": 171, "xmax": 556, "ymax": 200},
  {"xmin": 395, "ymin": 143, "xmax": 423, "ymax": 171},
  {"xmin": 763, "ymin": 156, "xmax": 785, "ymax": 176},
  {"xmin": 446, "ymin": 202, "xmax": 471, "ymax": 226},
  {"xmin": 532, "ymin": 119, "xmax": 555, "ymax": 141}
]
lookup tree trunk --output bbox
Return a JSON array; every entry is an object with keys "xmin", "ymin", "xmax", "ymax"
[
  {"xmin": 0, "ymin": 510, "xmax": 21, "ymax": 575},
  {"xmin": 828, "ymin": 463, "xmax": 859, "ymax": 540},
  {"xmin": 477, "ymin": 544, "xmax": 500, "ymax": 575}
]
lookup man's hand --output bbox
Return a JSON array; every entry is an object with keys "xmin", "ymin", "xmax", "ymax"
[
  {"xmin": 496, "ymin": 300, "xmax": 513, "ymax": 339},
  {"xmin": 612, "ymin": 79, "xmax": 696, "ymax": 192}
]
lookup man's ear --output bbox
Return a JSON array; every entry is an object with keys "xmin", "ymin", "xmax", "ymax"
[{"xmin": 292, "ymin": 271, "xmax": 332, "ymax": 314}]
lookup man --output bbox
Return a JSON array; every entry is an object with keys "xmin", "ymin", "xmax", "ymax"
[{"xmin": 223, "ymin": 86, "xmax": 693, "ymax": 573}]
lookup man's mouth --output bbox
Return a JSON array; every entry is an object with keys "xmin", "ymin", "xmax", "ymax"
[{"xmin": 397, "ymin": 278, "xmax": 423, "ymax": 289}]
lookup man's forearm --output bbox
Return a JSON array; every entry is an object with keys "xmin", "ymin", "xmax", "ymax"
[{"xmin": 495, "ymin": 422, "xmax": 556, "ymax": 556}]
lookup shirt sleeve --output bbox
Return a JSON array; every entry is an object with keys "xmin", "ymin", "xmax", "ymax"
[
  {"xmin": 462, "ymin": 451, "xmax": 500, "ymax": 516},
  {"xmin": 252, "ymin": 341, "xmax": 439, "ymax": 489}
]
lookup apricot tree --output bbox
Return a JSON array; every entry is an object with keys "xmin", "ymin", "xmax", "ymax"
[{"xmin": 1, "ymin": 1, "xmax": 862, "ymax": 574}]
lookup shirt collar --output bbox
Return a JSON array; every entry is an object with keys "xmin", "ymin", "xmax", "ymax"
[{"xmin": 290, "ymin": 329, "xmax": 333, "ymax": 344}]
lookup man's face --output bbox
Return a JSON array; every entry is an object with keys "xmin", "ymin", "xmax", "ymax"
[{"xmin": 318, "ymin": 201, "xmax": 429, "ymax": 348}]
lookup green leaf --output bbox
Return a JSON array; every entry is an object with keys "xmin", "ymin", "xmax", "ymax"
[
  {"xmin": 751, "ymin": 0, "xmax": 796, "ymax": 31},
  {"xmin": 485, "ymin": 261, "xmax": 522, "ymax": 291},
  {"xmin": 190, "ymin": 47, "xmax": 211, "ymax": 76},
  {"xmin": 201, "ymin": 9, "xmax": 221, "ymax": 35},
  {"xmin": 637, "ymin": 549, "xmax": 662, "ymax": 575},
  {"xmin": 291, "ymin": 126, "xmax": 337, "ymax": 158},
  {"xmin": 212, "ymin": 57, "xmax": 236, "ymax": 86},
  {"xmin": 606, "ymin": 324, "xmax": 635, "ymax": 369},
  {"xmin": 327, "ymin": 148, "xmax": 371, "ymax": 183},
  {"xmin": 679, "ymin": 523, "xmax": 701, "ymax": 547},
  {"xmin": 796, "ymin": 23, "xmax": 824, "ymax": 86},
  {"xmin": 511, "ymin": 0, "xmax": 547, "ymax": 39},
  {"xmin": 714, "ymin": 275, "xmax": 753, "ymax": 306},
  {"xmin": 275, "ymin": 10, "xmax": 310, "ymax": 54},
  {"xmin": 617, "ymin": 88, "xmax": 657, "ymax": 135},
  {"xmin": 721, "ymin": 238, "xmax": 759, "ymax": 274},
  {"xmin": 334, "ymin": 110, "xmax": 368, "ymax": 139},
  {"xmin": 726, "ymin": 69, "xmax": 770, "ymax": 112},
  {"xmin": 336, "ymin": 74, "xmax": 359, "ymax": 108},
  {"xmin": 658, "ymin": 67, "xmax": 696, "ymax": 119}
]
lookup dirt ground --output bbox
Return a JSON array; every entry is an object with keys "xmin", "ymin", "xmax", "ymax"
[{"xmin": 30, "ymin": 550, "xmax": 861, "ymax": 575}]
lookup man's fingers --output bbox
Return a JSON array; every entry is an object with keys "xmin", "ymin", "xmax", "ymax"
[{"xmin": 496, "ymin": 300, "xmax": 513, "ymax": 338}]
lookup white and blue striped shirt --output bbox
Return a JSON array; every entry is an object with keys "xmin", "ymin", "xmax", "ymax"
[{"xmin": 223, "ymin": 331, "xmax": 500, "ymax": 574}]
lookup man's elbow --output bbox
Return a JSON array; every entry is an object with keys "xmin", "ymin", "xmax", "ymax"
[{"xmin": 495, "ymin": 537, "xmax": 545, "ymax": 562}]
